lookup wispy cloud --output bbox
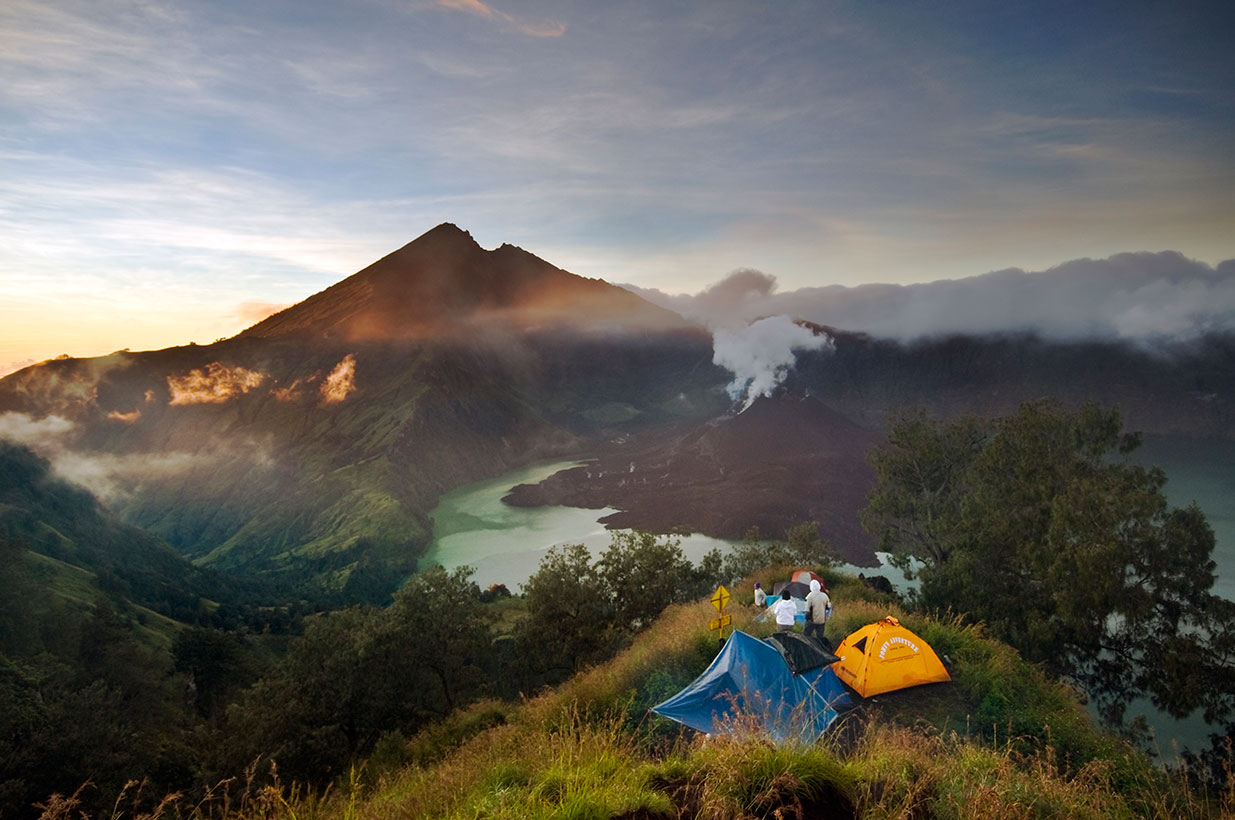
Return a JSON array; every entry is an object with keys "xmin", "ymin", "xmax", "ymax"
[
  {"xmin": 0, "ymin": 412, "xmax": 74, "ymax": 444},
  {"xmin": 0, "ymin": 412, "xmax": 239, "ymax": 502},
  {"xmin": 435, "ymin": 0, "xmax": 565, "ymax": 37}
]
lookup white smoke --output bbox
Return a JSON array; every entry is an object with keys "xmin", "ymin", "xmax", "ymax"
[
  {"xmin": 711, "ymin": 316, "xmax": 833, "ymax": 411},
  {"xmin": 625, "ymin": 251, "xmax": 1235, "ymax": 343}
]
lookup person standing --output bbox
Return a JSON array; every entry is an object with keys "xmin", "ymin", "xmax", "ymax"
[
  {"xmin": 753, "ymin": 582, "xmax": 767, "ymax": 608},
  {"xmin": 804, "ymin": 579, "xmax": 831, "ymax": 640},
  {"xmin": 771, "ymin": 589, "xmax": 797, "ymax": 633}
]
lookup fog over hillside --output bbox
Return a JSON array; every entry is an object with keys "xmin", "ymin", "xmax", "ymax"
[{"xmin": 625, "ymin": 251, "xmax": 1235, "ymax": 343}]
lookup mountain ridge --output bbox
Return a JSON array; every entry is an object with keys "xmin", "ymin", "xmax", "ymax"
[
  {"xmin": 2, "ymin": 223, "xmax": 1232, "ymax": 602},
  {"xmin": 0, "ymin": 224, "xmax": 725, "ymax": 600},
  {"xmin": 239, "ymin": 222, "xmax": 697, "ymax": 343}
]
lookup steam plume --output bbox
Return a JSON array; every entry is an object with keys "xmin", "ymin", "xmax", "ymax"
[{"xmin": 711, "ymin": 316, "xmax": 833, "ymax": 411}]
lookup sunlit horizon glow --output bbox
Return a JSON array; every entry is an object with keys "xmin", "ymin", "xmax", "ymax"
[{"xmin": 2, "ymin": 0, "xmax": 1233, "ymax": 374}]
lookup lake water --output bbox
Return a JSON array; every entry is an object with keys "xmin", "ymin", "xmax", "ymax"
[
  {"xmin": 422, "ymin": 460, "xmax": 737, "ymax": 590},
  {"xmin": 424, "ymin": 439, "xmax": 1234, "ymax": 600},
  {"xmin": 1134, "ymin": 435, "xmax": 1235, "ymax": 601}
]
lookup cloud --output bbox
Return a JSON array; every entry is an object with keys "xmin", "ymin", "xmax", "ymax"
[
  {"xmin": 0, "ymin": 411, "xmax": 268, "ymax": 502},
  {"xmin": 711, "ymin": 316, "xmax": 834, "ymax": 411},
  {"xmin": 1, "ymin": 358, "xmax": 36, "ymax": 378},
  {"xmin": 435, "ymin": 0, "xmax": 565, "ymax": 37},
  {"xmin": 628, "ymin": 252, "xmax": 1235, "ymax": 344},
  {"xmin": 233, "ymin": 300, "xmax": 291, "ymax": 327},
  {"xmin": 106, "ymin": 409, "xmax": 141, "ymax": 424},
  {"xmin": 167, "ymin": 362, "xmax": 266, "ymax": 405},
  {"xmin": 272, "ymin": 377, "xmax": 309, "ymax": 403},
  {"xmin": 0, "ymin": 412, "xmax": 74, "ymax": 445},
  {"xmin": 49, "ymin": 449, "xmax": 196, "ymax": 502},
  {"xmin": 320, "ymin": 354, "xmax": 357, "ymax": 404}
]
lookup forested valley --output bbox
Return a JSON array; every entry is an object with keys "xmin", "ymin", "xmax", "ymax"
[{"xmin": 2, "ymin": 400, "xmax": 1234, "ymax": 819}]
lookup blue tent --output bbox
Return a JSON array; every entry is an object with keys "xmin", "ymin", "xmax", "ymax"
[{"xmin": 651, "ymin": 631, "xmax": 853, "ymax": 743}]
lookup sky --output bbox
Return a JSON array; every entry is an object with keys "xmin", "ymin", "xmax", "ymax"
[{"xmin": 2, "ymin": 0, "xmax": 1234, "ymax": 374}]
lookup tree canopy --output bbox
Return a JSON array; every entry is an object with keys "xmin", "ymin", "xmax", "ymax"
[
  {"xmin": 863, "ymin": 400, "xmax": 1235, "ymax": 729},
  {"xmin": 517, "ymin": 532, "xmax": 717, "ymax": 677}
]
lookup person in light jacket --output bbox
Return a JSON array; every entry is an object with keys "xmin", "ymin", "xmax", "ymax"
[
  {"xmin": 804, "ymin": 579, "xmax": 831, "ymax": 639},
  {"xmin": 753, "ymin": 582, "xmax": 767, "ymax": 608},
  {"xmin": 771, "ymin": 589, "xmax": 797, "ymax": 633}
]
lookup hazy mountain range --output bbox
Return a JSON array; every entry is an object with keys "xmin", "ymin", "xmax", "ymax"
[{"xmin": 1, "ymin": 223, "xmax": 1231, "ymax": 600}]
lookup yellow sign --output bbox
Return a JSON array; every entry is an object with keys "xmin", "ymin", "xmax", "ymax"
[
  {"xmin": 710, "ymin": 585, "xmax": 731, "ymax": 612},
  {"xmin": 709, "ymin": 614, "xmax": 733, "ymax": 631}
]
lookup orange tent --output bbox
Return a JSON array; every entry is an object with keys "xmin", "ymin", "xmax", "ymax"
[
  {"xmin": 791, "ymin": 569, "xmax": 825, "ymax": 587},
  {"xmin": 832, "ymin": 616, "xmax": 950, "ymax": 697}
]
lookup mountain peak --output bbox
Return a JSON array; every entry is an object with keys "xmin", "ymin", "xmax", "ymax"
[
  {"xmin": 240, "ymin": 224, "xmax": 695, "ymax": 342},
  {"xmin": 420, "ymin": 221, "xmax": 477, "ymax": 244}
]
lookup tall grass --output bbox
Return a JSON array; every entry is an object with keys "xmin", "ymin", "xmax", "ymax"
[
  {"xmin": 847, "ymin": 722, "xmax": 1235, "ymax": 820},
  {"xmin": 35, "ymin": 572, "xmax": 1235, "ymax": 820},
  {"xmin": 35, "ymin": 761, "xmax": 337, "ymax": 820}
]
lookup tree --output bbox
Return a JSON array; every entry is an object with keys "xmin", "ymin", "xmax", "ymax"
[
  {"xmin": 172, "ymin": 627, "xmax": 262, "ymax": 725},
  {"xmin": 221, "ymin": 606, "xmax": 381, "ymax": 784},
  {"xmin": 719, "ymin": 521, "xmax": 841, "ymax": 583},
  {"xmin": 519, "ymin": 543, "xmax": 617, "ymax": 676},
  {"xmin": 220, "ymin": 565, "xmax": 494, "ymax": 787},
  {"xmin": 382, "ymin": 565, "xmax": 490, "ymax": 716},
  {"xmin": 864, "ymin": 399, "xmax": 1235, "ymax": 728},
  {"xmin": 517, "ymin": 532, "xmax": 712, "ymax": 681},
  {"xmin": 598, "ymin": 531, "xmax": 697, "ymax": 629}
]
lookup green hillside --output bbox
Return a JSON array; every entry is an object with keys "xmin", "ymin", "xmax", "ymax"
[
  {"xmin": 351, "ymin": 585, "xmax": 1226, "ymax": 819},
  {"xmin": 0, "ymin": 440, "xmax": 249, "ymax": 623},
  {"xmin": 0, "ymin": 442, "xmax": 294, "ymax": 818},
  {"xmin": 71, "ymin": 573, "xmax": 1233, "ymax": 820}
]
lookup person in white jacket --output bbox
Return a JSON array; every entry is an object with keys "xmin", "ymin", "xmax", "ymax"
[
  {"xmin": 771, "ymin": 589, "xmax": 797, "ymax": 633},
  {"xmin": 804, "ymin": 579, "xmax": 831, "ymax": 640}
]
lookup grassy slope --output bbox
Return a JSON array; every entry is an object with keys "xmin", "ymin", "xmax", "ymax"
[
  {"xmin": 318, "ymin": 571, "xmax": 1229, "ymax": 820},
  {"xmin": 24, "ymin": 550, "xmax": 185, "ymax": 652}
]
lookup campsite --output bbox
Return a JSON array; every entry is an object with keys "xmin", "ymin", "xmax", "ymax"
[
  {"xmin": 653, "ymin": 569, "xmax": 953, "ymax": 746},
  {"xmin": 318, "ymin": 563, "xmax": 1220, "ymax": 820}
]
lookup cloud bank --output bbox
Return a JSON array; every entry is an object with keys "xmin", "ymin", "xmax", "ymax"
[{"xmin": 626, "ymin": 252, "xmax": 1235, "ymax": 344}]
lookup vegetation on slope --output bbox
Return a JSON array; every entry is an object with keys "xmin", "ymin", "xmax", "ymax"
[
  {"xmin": 0, "ymin": 442, "xmax": 301, "ymax": 819},
  {"xmin": 9, "ymin": 399, "xmax": 1235, "ymax": 819},
  {"xmin": 864, "ymin": 400, "xmax": 1235, "ymax": 753},
  {"xmin": 47, "ymin": 580, "xmax": 1234, "ymax": 820},
  {"xmin": 296, "ymin": 587, "xmax": 1235, "ymax": 818}
]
